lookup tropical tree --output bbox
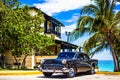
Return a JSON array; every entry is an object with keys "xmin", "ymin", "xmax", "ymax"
[
  {"xmin": 70, "ymin": 0, "xmax": 120, "ymax": 71},
  {"xmin": 0, "ymin": 0, "xmax": 55, "ymax": 69}
]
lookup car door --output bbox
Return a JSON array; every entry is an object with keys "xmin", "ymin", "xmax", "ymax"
[
  {"xmin": 82, "ymin": 54, "xmax": 91, "ymax": 71},
  {"xmin": 77, "ymin": 54, "xmax": 89, "ymax": 72}
]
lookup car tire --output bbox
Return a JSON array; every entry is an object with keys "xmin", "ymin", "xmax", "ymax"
[
  {"xmin": 89, "ymin": 66, "xmax": 95, "ymax": 74},
  {"xmin": 66, "ymin": 66, "xmax": 76, "ymax": 78},
  {"xmin": 43, "ymin": 72, "xmax": 53, "ymax": 77}
]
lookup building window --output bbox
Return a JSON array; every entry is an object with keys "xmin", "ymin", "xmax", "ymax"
[
  {"xmin": 55, "ymin": 26, "xmax": 60, "ymax": 33},
  {"xmin": 47, "ymin": 21, "xmax": 52, "ymax": 29}
]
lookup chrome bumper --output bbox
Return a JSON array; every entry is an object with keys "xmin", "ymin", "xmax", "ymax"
[{"xmin": 39, "ymin": 67, "xmax": 70, "ymax": 73}]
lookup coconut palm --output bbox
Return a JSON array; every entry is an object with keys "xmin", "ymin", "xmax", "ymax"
[{"xmin": 70, "ymin": 0, "xmax": 120, "ymax": 71}]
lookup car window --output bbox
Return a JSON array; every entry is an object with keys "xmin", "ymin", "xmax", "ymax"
[
  {"xmin": 83, "ymin": 54, "xmax": 89, "ymax": 60},
  {"xmin": 57, "ymin": 52, "xmax": 76, "ymax": 59},
  {"xmin": 77, "ymin": 54, "xmax": 84, "ymax": 60}
]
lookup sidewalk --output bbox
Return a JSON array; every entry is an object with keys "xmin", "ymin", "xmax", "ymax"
[{"xmin": 0, "ymin": 70, "xmax": 120, "ymax": 76}]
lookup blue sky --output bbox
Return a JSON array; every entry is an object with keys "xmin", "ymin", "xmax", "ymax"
[{"xmin": 19, "ymin": 0, "xmax": 120, "ymax": 60}]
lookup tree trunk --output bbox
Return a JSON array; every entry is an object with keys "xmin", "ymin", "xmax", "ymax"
[
  {"xmin": 107, "ymin": 32, "xmax": 119, "ymax": 72},
  {"xmin": 1, "ymin": 54, "xmax": 6, "ymax": 68},
  {"xmin": 13, "ymin": 55, "xmax": 20, "ymax": 69},
  {"xmin": 21, "ymin": 54, "xmax": 28, "ymax": 69},
  {"xmin": 114, "ymin": 50, "xmax": 120, "ymax": 71},
  {"xmin": 109, "ymin": 45, "xmax": 119, "ymax": 71}
]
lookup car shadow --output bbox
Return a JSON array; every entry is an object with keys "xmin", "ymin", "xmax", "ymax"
[{"xmin": 37, "ymin": 72, "xmax": 91, "ymax": 79}]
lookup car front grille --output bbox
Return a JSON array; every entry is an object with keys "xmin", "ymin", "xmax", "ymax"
[
  {"xmin": 43, "ymin": 64, "xmax": 63, "ymax": 70},
  {"xmin": 44, "ymin": 67, "xmax": 62, "ymax": 70}
]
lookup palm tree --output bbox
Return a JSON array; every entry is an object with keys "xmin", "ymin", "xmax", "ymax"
[{"xmin": 70, "ymin": 0, "xmax": 120, "ymax": 71}]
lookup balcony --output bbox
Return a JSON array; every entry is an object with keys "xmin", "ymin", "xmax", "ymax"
[{"xmin": 45, "ymin": 29, "xmax": 61, "ymax": 38}]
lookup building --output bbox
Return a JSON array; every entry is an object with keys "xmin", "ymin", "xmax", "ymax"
[{"xmin": 1, "ymin": 7, "xmax": 79, "ymax": 69}]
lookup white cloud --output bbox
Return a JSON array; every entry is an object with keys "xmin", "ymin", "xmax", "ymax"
[
  {"xmin": 61, "ymin": 23, "xmax": 77, "ymax": 33},
  {"xmin": 34, "ymin": 0, "xmax": 92, "ymax": 16},
  {"xmin": 63, "ymin": 13, "xmax": 80, "ymax": 23},
  {"xmin": 61, "ymin": 13, "xmax": 80, "ymax": 33},
  {"xmin": 116, "ymin": 2, "xmax": 120, "ymax": 5}
]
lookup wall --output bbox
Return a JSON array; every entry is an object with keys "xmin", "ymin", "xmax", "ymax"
[
  {"xmin": 4, "ymin": 51, "xmax": 58, "ymax": 69},
  {"xmin": 4, "ymin": 51, "xmax": 33, "ymax": 69}
]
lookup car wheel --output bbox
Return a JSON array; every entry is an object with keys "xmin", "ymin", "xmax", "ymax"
[
  {"xmin": 89, "ymin": 66, "xmax": 95, "ymax": 74},
  {"xmin": 66, "ymin": 66, "xmax": 76, "ymax": 78},
  {"xmin": 43, "ymin": 72, "xmax": 53, "ymax": 77}
]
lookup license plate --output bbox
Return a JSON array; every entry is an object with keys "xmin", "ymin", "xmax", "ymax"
[{"xmin": 46, "ymin": 69, "xmax": 54, "ymax": 72}]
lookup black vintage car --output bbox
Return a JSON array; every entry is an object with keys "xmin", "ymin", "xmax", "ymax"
[{"xmin": 38, "ymin": 52, "xmax": 98, "ymax": 78}]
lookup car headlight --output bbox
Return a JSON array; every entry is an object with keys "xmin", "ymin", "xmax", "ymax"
[
  {"xmin": 40, "ymin": 58, "xmax": 45, "ymax": 64},
  {"xmin": 62, "ymin": 59, "xmax": 67, "ymax": 64}
]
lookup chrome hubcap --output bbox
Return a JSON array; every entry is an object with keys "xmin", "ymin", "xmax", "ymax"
[{"xmin": 69, "ymin": 68, "xmax": 75, "ymax": 77}]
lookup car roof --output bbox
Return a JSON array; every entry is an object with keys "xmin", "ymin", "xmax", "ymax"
[
  {"xmin": 60, "ymin": 52, "xmax": 76, "ymax": 54},
  {"xmin": 58, "ymin": 52, "xmax": 89, "ymax": 59}
]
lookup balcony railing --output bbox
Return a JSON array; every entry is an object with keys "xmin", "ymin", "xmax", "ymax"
[{"xmin": 45, "ymin": 29, "xmax": 61, "ymax": 38}]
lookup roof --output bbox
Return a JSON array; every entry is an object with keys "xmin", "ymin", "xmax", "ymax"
[
  {"xmin": 29, "ymin": 7, "xmax": 64, "ymax": 27},
  {"xmin": 55, "ymin": 39, "xmax": 78, "ymax": 49}
]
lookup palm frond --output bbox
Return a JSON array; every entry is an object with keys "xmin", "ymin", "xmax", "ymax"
[
  {"xmin": 111, "ymin": 11, "xmax": 120, "ymax": 32},
  {"xmin": 90, "ymin": 18, "xmax": 104, "ymax": 32},
  {"xmin": 70, "ymin": 16, "xmax": 94, "ymax": 41},
  {"xmin": 81, "ymin": 4, "xmax": 99, "ymax": 16},
  {"xmin": 103, "ymin": 0, "xmax": 113, "ymax": 17},
  {"xmin": 69, "ymin": 27, "xmax": 89, "ymax": 41},
  {"xmin": 77, "ymin": 16, "xmax": 94, "ymax": 28},
  {"xmin": 82, "ymin": 32, "xmax": 102, "ymax": 52},
  {"xmin": 113, "ymin": 11, "xmax": 120, "ymax": 22},
  {"xmin": 89, "ymin": 43, "xmax": 108, "ymax": 58}
]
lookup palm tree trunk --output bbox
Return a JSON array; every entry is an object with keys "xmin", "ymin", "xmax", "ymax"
[
  {"xmin": 109, "ymin": 43, "xmax": 119, "ymax": 71},
  {"xmin": 107, "ymin": 31, "xmax": 120, "ymax": 71},
  {"xmin": 114, "ymin": 50, "xmax": 120, "ymax": 71}
]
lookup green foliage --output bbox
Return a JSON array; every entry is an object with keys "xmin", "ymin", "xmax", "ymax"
[
  {"xmin": 0, "ymin": 1, "xmax": 55, "ymax": 57},
  {"xmin": 0, "ymin": 0, "xmax": 55, "ymax": 69}
]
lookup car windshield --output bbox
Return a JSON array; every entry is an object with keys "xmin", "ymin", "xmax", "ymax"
[{"xmin": 57, "ymin": 52, "xmax": 76, "ymax": 59}]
